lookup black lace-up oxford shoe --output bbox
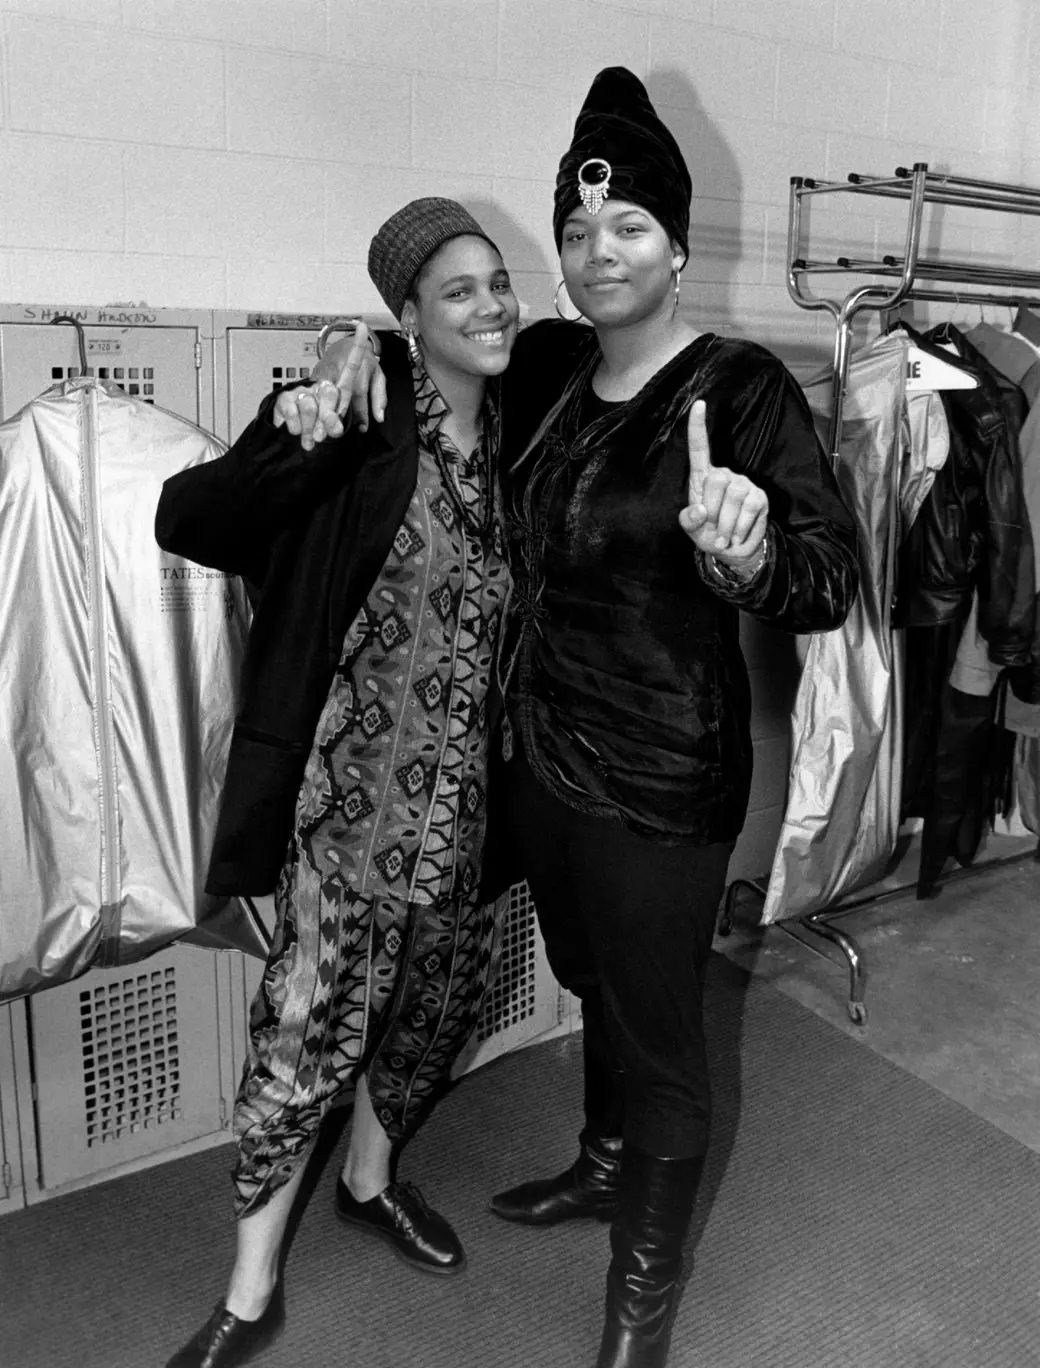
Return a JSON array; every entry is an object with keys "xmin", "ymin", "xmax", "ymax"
[
  {"xmin": 165, "ymin": 1285, "xmax": 285, "ymax": 1368},
  {"xmin": 334, "ymin": 1176, "xmax": 466, "ymax": 1275}
]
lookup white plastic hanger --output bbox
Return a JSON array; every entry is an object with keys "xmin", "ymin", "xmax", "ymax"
[
  {"xmin": 906, "ymin": 346, "xmax": 977, "ymax": 390},
  {"xmin": 888, "ymin": 322, "xmax": 977, "ymax": 391}
]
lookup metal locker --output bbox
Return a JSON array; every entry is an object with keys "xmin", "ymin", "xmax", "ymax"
[
  {"xmin": 216, "ymin": 899, "xmax": 275, "ymax": 1091},
  {"xmin": 215, "ymin": 312, "xmax": 347, "ymax": 443},
  {"xmin": 0, "ymin": 300, "xmax": 581, "ymax": 1216},
  {"xmin": 217, "ymin": 948, "xmax": 261, "ymax": 1098},
  {"xmin": 0, "ymin": 304, "xmax": 213, "ymax": 433},
  {"xmin": 223, "ymin": 884, "xmax": 571, "ymax": 1086},
  {"xmin": 455, "ymin": 882, "xmax": 570, "ymax": 1078},
  {"xmin": 0, "ymin": 1002, "xmax": 30, "ymax": 1213},
  {"xmin": 23, "ymin": 945, "xmax": 237, "ymax": 1202}
]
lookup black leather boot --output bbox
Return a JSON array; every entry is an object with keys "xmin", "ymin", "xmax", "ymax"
[
  {"xmin": 492, "ymin": 992, "xmax": 626, "ymax": 1225},
  {"xmin": 490, "ymin": 1129, "xmax": 622, "ymax": 1224},
  {"xmin": 595, "ymin": 1147, "xmax": 705, "ymax": 1368}
]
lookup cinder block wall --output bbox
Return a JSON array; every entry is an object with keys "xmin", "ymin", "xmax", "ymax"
[{"xmin": 1, "ymin": 0, "xmax": 1035, "ymax": 880}]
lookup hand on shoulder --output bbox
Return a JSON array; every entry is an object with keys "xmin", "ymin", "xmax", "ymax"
[{"xmin": 272, "ymin": 322, "xmax": 387, "ymax": 450}]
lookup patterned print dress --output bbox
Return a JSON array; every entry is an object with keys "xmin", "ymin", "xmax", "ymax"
[{"xmin": 232, "ymin": 361, "xmax": 508, "ymax": 1216}]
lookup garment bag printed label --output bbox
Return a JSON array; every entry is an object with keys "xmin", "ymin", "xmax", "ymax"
[{"xmin": 159, "ymin": 559, "xmax": 237, "ymax": 620}]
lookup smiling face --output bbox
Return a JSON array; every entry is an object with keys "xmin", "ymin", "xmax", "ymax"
[
  {"xmin": 401, "ymin": 234, "xmax": 519, "ymax": 382},
  {"xmin": 559, "ymin": 199, "xmax": 685, "ymax": 329}
]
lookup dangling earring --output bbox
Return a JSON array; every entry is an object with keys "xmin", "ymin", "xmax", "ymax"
[
  {"xmin": 673, "ymin": 268, "xmax": 682, "ymax": 316},
  {"xmin": 554, "ymin": 279, "xmax": 584, "ymax": 322},
  {"xmin": 406, "ymin": 328, "xmax": 422, "ymax": 364}
]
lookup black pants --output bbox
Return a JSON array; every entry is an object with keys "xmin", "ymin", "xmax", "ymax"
[{"xmin": 506, "ymin": 748, "xmax": 733, "ymax": 1159}]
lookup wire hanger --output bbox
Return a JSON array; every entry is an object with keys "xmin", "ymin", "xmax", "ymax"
[
  {"xmin": 50, "ymin": 314, "xmax": 89, "ymax": 375},
  {"xmin": 1013, "ymin": 300, "xmax": 1040, "ymax": 346}
]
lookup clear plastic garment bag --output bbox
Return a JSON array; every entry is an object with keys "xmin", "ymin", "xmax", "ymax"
[
  {"xmin": 0, "ymin": 374, "xmax": 256, "ymax": 999},
  {"xmin": 761, "ymin": 332, "xmax": 951, "ymax": 923}
]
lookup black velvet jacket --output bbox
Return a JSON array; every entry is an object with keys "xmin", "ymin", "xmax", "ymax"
[
  {"xmin": 155, "ymin": 334, "xmax": 418, "ymax": 894},
  {"xmin": 497, "ymin": 320, "xmax": 859, "ymax": 845}
]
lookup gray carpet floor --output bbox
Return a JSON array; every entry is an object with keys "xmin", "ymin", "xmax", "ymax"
[{"xmin": 3, "ymin": 954, "xmax": 1040, "ymax": 1368}]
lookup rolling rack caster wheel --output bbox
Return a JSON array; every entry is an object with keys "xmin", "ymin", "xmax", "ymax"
[
  {"xmin": 800, "ymin": 914, "xmax": 868, "ymax": 1028},
  {"xmin": 717, "ymin": 878, "xmax": 767, "ymax": 938}
]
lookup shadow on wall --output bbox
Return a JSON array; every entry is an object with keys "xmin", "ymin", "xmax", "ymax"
[
  {"xmin": 462, "ymin": 196, "xmax": 557, "ymax": 324},
  {"xmin": 648, "ymin": 68, "xmax": 743, "ymax": 337}
]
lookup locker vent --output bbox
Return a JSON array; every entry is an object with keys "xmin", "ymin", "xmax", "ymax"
[
  {"xmin": 80, "ymin": 967, "xmax": 182, "ymax": 1146},
  {"xmin": 50, "ymin": 365, "xmax": 157, "ymax": 403},
  {"xmin": 476, "ymin": 881, "xmax": 538, "ymax": 1042},
  {"xmin": 270, "ymin": 364, "xmax": 312, "ymax": 392}
]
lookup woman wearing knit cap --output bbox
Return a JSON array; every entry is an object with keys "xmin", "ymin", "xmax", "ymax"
[
  {"xmin": 484, "ymin": 68, "xmax": 858, "ymax": 1368},
  {"xmin": 156, "ymin": 198, "xmax": 519, "ymax": 1368}
]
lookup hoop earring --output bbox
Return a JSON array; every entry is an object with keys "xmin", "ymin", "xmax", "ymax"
[
  {"xmin": 406, "ymin": 329, "xmax": 422, "ymax": 364},
  {"xmin": 554, "ymin": 279, "xmax": 584, "ymax": 322}
]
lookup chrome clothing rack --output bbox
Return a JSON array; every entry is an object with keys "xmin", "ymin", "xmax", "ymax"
[
  {"xmin": 787, "ymin": 162, "xmax": 1040, "ymax": 463},
  {"xmin": 719, "ymin": 164, "xmax": 1040, "ymax": 1024}
]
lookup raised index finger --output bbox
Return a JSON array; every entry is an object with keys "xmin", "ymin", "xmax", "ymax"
[
  {"xmin": 687, "ymin": 399, "xmax": 712, "ymax": 505},
  {"xmin": 339, "ymin": 321, "xmax": 370, "ymax": 386}
]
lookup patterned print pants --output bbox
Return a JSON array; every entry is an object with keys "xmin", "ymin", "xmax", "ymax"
[{"xmin": 231, "ymin": 838, "xmax": 497, "ymax": 1216}]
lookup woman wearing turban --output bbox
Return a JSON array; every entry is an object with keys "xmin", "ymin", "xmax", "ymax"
[{"xmin": 487, "ymin": 68, "xmax": 858, "ymax": 1367}]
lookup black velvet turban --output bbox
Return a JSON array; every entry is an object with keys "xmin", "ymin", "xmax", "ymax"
[{"xmin": 552, "ymin": 67, "xmax": 692, "ymax": 263}]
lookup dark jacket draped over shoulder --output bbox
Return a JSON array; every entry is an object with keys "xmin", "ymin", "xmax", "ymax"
[{"xmin": 155, "ymin": 334, "xmax": 417, "ymax": 895}]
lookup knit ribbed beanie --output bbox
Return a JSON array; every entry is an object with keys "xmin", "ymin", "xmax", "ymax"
[{"xmin": 367, "ymin": 197, "xmax": 498, "ymax": 320}]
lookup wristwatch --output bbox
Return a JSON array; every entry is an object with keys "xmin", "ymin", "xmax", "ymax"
[{"xmin": 705, "ymin": 529, "xmax": 770, "ymax": 587}]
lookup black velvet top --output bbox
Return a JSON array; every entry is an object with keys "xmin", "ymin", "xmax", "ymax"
[{"xmin": 497, "ymin": 320, "xmax": 859, "ymax": 846}]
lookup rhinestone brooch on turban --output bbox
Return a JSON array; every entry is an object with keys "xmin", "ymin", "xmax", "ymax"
[{"xmin": 577, "ymin": 158, "xmax": 612, "ymax": 215}]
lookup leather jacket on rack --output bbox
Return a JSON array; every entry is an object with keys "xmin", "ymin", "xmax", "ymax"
[{"xmin": 894, "ymin": 324, "xmax": 1036, "ymax": 667}]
